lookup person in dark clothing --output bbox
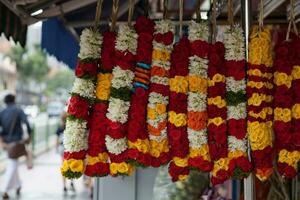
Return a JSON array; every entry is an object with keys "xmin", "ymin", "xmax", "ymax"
[{"xmin": 0, "ymin": 94, "xmax": 32, "ymax": 200}]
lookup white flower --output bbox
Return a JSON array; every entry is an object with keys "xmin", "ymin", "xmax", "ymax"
[
  {"xmin": 150, "ymin": 76, "xmax": 169, "ymax": 86},
  {"xmin": 149, "ymin": 128, "xmax": 168, "ymax": 142},
  {"xmin": 115, "ymin": 24, "xmax": 138, "ymax": 54},
  {"xmin": 187, "ymin": 128, "xmax": 208, "ymax": 149},
  {"xmin": 187, "ymin": 92, "xmax": 207, "ymax": 112},
  {"xmin": 152, "ymin": 60, "xmax": 171, "ymax": 70},
  {"xmin": 147, "ymin": 113, "xmax": 168, "ymax": 128},
  {"xmin": 111, "ymin": 66, "xmax": 135, "ymax": 89},
  {"xmin": 71, "ymin": 78, "xmax": 95, "ymax": 99},
  {"xmin": 155, "ymin": 20, "xmax": 175, "ymax": 34},
  {"xmin": 188, "ymin": 21, "xmax": 209, "ymax": 42},
  {"xmin": 224, "ymin": 24, "xmax": 245, "ymax": 61},
  {"xmin": 152, "ymin": 42, "xmax": 173, "ymax": 53},
  {"xmin": 148, "ymin": 92, "xmax": 169, "ymax": 105},
  {"xmin": 107, "ymin": 97, "xmax": 130, "ymax": 123},
  {"xmin": 78, "ymin": 28, "xmax": 102, "ymax": 60},
  {"xmin": 227, "ymin": 103, "xmax": 247, "ymax": 120},
  {"xmin": 228, "ymin": 136, "xmax": 247, "ymax": 152},
  {"xmin": 189, "ymin": 56, "xmax": 208, "ymax": 76},
  {"xmin": 105, "ymin": 135, "xmax": 128, "ymax": 155},
  {"xmin": 63, "ymin": 119, "xmax": 88, "ymax": 152},
  {"xmin": 226, "ymin": 77, "xmax": 246, "ymax": 93}
]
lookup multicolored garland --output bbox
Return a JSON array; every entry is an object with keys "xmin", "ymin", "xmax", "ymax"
[
  {"xmin": 186, "ymin": 21, "xmax": 212, "ymax": 172},
  {"xmin": 247, "ymin": 27, "xmax": 274, "ymax": 181},
  {"xmin": 61, "ymin": 29, "xmax": 101, "ymax": 178},
  {"xmin": 105, "ymin": 24, "xmax": 137, "ymax": 176},
  {"xmin": 127, "ymin": 16, "xmax": 155, "ymax": 167},
  {"xmin": 276, "ymin": 35, "xmax": 300, "ymax": 178},
  {"xmin": 224, "ymin": 25, "xmax": 251, "ymax": 178},
  {"xmin": 208, "ymin": 41, "xmax": 229, "ymax": 185},
  {"xmin": 147, "ymin": 20, "xmax": 174, "ymax": 167},
  {"xmin": 85, "ymin": 31, "xmax": 116, "ymax": 177},
  {"xmin": 168, "ymin": 37, "xmax": 190, "ymax": 182}
]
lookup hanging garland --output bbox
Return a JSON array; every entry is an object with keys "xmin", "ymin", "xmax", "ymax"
[
  {"xmin": 187, "ymin": 21, "xmax": 212, "ymax": 172},
  {"xmin": 61, "ymin": 29, "xmax": 101, "ymax": 179},
  {"xmin": 127, "ymin": 16, "xmax": 155, "ymax": 167},
  {"xmin": 168, "ymin": 37, "xmax": 190, "ymax": 182},
  {"xmin": 224, "ymin": 25, "xmax": 251, "ymax": 179},
  {"xmin": 84, "ymin": 31, "xmax": 116, "ymax": 177},
  {"xmin": 105, "ymin": 23, "xmax": 137, "ymax": 176},
  {"xmin": 247, "ymin": 27, "xmax": 274, "ymax": 181},
  {"xmin": 147, "ymin": 20, "xmax": 174, "ymax": 167}
]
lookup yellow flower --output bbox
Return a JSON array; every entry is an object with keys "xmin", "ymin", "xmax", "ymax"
[
  {"xmin": 248, "ymin": 122, "xmax": 273, "ymax": 150},
  {"xmin": 248, "ymin": 107, "xmax": 273, "ymax": 119},
  {"xmin": 150, "ymin": 148, "xmax": 160, "ymax": 158},
  {"xmin": 189, "ymin": 145, "xmax": 210, "ymax": 161},
  {"xmin": 69, "ymin": 159, "xmax": 84, "ymax": 173},
  {"xmin": 173, "ymin": 157, "xmax": 188, "ymax": 167},
  {"xmin": 228, "ymin": 150, "xmax": 246, "ymax": 159},
  {"xmin": 168, "ymin": 111, "xmax": 187, "ymax": 127},
  {"xmin": 156, "ymin": 103, "xmax": 166, "ymax": 114},
  {"xmin": 87, "ymin": 153, "xmax": 108, "ymax": 165},
  {"xmin": 278, "ymin": 150, "xmax": 300, "ymax": 168},
  {"xmin": 188, "ymin": 75, "xmax": 207, "ymax": 93},
  {"xmin": 208, "ymin": 96, "xmax": 226, "ymax": 108},
  {"xmin": 208, "ymin": 117, "xmax": 225, "ymax": 126},
  {"xmin": 169, "ymin": 76, "xmax": 188, "ymax": 93},
  {"xmin": 274, "ymin": 72, "xmax": 292, "ymax": 88},
  {"xmin": 292, "ymin": 66, "xmax": 300, "ymax": 80},
  {"xmin": 96, "ymin": 73, "xmax": 112, "ymax": 100},
  {"xmin": 209, "ymin": 74, "xmax": 225, "ymax": 86},
  {"xmin": 292, "ymin": 104, "xmax": 300, "ymax": 119},
  {"xmin": 117, "ymin": 162, "xmax": 129, "ymax": 174},
  {"xmin": 212, "ymin": 158, "xmax": 229, "ymax": 176},
  {"xmin": 248, "ymin": 69, "xmax": 262, "ymax": 77},
  {"xmin": 152, "ymin": 49, "xmax": 170, "ymax": 61},
  {"xmin": 147, "ymin": 107, "xmax": 156, "ymax": 120},
  {"xmin": 61, "ymin": 160, "xmax": 69, "ymax": 173},
  {"xmin": 110, "ymin": 163, "xmax": 118, "ymax": 175},
  {"xmin": 274, "ymin": 108, "xmax": 291, "ymax": 123},
  {"xmin": 178, "ymin": 175, "xmax": 188, "ymax": 181}
]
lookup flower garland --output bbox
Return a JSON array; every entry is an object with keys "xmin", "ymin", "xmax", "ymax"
[
  {"xmin": 61, "ymin": 29, "xmax": 101, "ymax": 178},
  {"xmin": 147, "ymin": 20, "xmax": 174, "ymax": 167},
  {"xmin": 127, "ymin": 16, "xmax": 155, "ymax": 167},
  {"xmin": 276, "ymin": 35, "xmax": 300, "ymax": 178},
  {"xmin": 247, "ymin": 27, "xmax": 274, "ymax": 181},
  {"xmin": 168, "ymin": 37, "xmax": 190, "ymax": 182},
  {"xmin": 208, "ymin": 41, "xmax": 229, "ymax": 185},
  {"xmin": 186, "ymin": 21, "xmax": 212, "ymax": 172},
  {"xmin": 105, "ymin": 24, "xmax": 137, "ymax": 176},
  {"xmin": 85, "ymin": 31, "xmax": 116, "ymax": 177},
  {"xmin": 224, "ymin": 25, "xmax": 252, "ymax": 178}
]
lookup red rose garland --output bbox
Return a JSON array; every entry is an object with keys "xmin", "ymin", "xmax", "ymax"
[
  {"xmin": 61, "ymin": 29, "xmax": 101, "ymax": 179},
  {"xmin": 105, "ymin": 24, "xmax": 137, "ymax": 176},
  {"xmin": 247, "ymin": 27, "xmax": 274, "ymax": 181},
  {"xmin": 85, "ymin": 31, "xmax": 116, "ymax": 177},
  {"xmin": 187, "ymin": 21, "xmax": 212, "ymax": 172},
  {"xmin": 224, "ymin": 25, "xmax": 251, "ymax": 178},
  {"xmin": 168, "ymin": 37, "xmax": 190, "ymax": 182},
  {"xmin": 127, "ymin": 16, "xmax": 155, "ymax": 167},
  {"xmin": 208, "ymin": 41, "xmax": 229, "ymax": 185},
  {"xmin": 276, "ymin": 35, "xmax": 300, "ymax": 178},
  {"xmin": 146, "ymin": 20, "xmax": 174, "ymax": 167}
]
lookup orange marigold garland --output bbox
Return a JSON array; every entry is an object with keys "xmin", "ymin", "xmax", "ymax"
[
  {"xmin": 84, "ymin": 31, "xmax": 116, "ymax": 177},
  {"xmin": 147, "ymin": 20, "xmax": 174, "ymax": 167},
  {"xmin": 187, "ymin": 21, "xmax": 212, "ymax": 172},
  {"xmin": 208, "ymin": 41, "xmax": 229, "ymax": 185},
  {"xmin": 168, "ymin": 37, "xmax": 190, "ymax": 181},
  {"xmin": 224, "ymin": 25, "xmax": 252, "ymax": 178},
  {"xmin": 61, "ymin": 29, "xmax": 101, "ymax": 179},
  {"xmin": 247, "ymin": 27, "xmax": 274, "ymax": 181},
  {"xmin": 127, "ymin": 16, "xmax": 155, "ymax": 167}
]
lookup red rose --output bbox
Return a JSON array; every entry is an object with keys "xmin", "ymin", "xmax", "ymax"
[
  {"xmin": 188, "ymin": 157, "xmax": 213, "ymax": 172},
  {"xmin": 228, "ymin": 119, "xmax": 246, "ymax": 139},
  {"xmin": 134, "ymin": 16, "xmax": 155, "ymax": 34},
  {"xmin": 226, "ymin": 60, "xmax": 245, "ymax": 80},
  {"xmin": 237, "ymin": 156, "xmax": 252, "ymax": 172},
  {"xmin": 150, "ymin": 83, "xmax": 169, "ymax": 96},
  {"xmin": 275, "ymin": 44, "xmax": 289, "ymax": 58},
  {"xmin": 64, "ymin": 150, "xmax": 86, "ymax": 160},
  {"xmin": 277, "ymin": 162, "xmax": 296, "ymax": 178},
  {"xmin": 67, "ymin": 96, "xmax": 89, "ymax": 119},
  {"xmin": 101, "ymin": 31, "xmax": 116, "ymax": 71},
  {"xmin": 127, "ymin": 149, "xmax": 139, "ymax": 160},
  {"xmin": 154, "ymin": 31, "xmax": 173, "ymax": 45},
  {"xmin": 191, "ymin": 40, "xmax": 209, "ymax": 58}
]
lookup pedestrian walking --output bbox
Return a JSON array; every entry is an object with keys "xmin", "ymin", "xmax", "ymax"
[{"xmin": 0, "ymin": 94, "xmax": 32, "ymax": 199}]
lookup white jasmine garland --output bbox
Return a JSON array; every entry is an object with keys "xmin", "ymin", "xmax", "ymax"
[
  {"xmin": 106, "ymin": 97, "xmax": 130, "ymax": 123},
  {"xmin": 78, "ymin": 28, "xmax": 102, "ymax": 60},
  {"xmin": 152, "ymin": 60, "xmax": 171, "ymax": 70},
  {"xmin": 187, "ymin": 92, "xmax": 207, "ymax": 112},
  {"xmin": 147, "ymin": 113, "xmax": 168, "ymax": 128},
  {"xmin": 152, "ymin": 42, "xmax": 173, "ymax": 53},
  {"xmin": 115, "ymin": 24, "xmax": 138, "ymax": 54},
  {"xmin": 148, "ymin": 92, "xmax": 169, "ymax": 105},
  {"xmin": 224, "ymin": 25, "xmax": 245, "ymax": 61},
  {"xmin": 71, "ymin": 78, "xmax": 95, "ymax": 99},
  {"xmin": 105, "ymin": 135, "xmax": 128, "ymax": 155},
  {"xmin": 188, "ymin": 21, "xmax": 208, "ymax": 42},
  {"xmin": 149, "ymin": 129, "xmax": 168, "ymax": 142},
  {"xmin": 189, "ymin": 56, "xmax": 208, "ymax": 76},
  {"xmin": 154, "ymin": 20, "xmax": 175, "ymax": 34},
  {"xmin": 111, "ymin": 66, "xmax": 135, "ymax": 89},
  {"xmin": 187, "ymin": 128, "xmax": 208, "ymax": 149},
  {"xmin": 227, "ymin": 103, "xmax": 247, "ymax": 120},
  {"xmin": 63, "ymin": 119, "xmax": 88, "ymax": 152},
  {"xmin": 228, "ymin": 136, "xmax": 247, "ymax": 152},
  {"xmin": 151, "ymin": 76, "xmax": 169, "ymax": 86},
  {"xmin": 226, "ymin": 77, "xmax": 246, "ymax": 93}
]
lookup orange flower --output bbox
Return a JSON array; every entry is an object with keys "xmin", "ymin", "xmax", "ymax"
[
  {"xmin": 148, "ymin": 121, "xmax": 167, "ymax": 136},
  {"xmin": 151, "ymin": 66, "xmax": 168, "ymax": 77},
  {"xmin": 188, "ymin": 75, "xmax": 207, "ymax": 93},
  {"xmin": 188, "ymin": 111, "xmax": 207, "ymax": 130}
]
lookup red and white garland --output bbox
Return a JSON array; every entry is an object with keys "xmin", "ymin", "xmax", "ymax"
[
  {"xmin": 224, "ymin": 25, "xmax": 251, "ymax": 178},
  {"xmin": 105, "ymin": 24, "xmax": 137, "ymax": 176},
  {"xmin": 84, "ymin": 31, "xmax": 116, "ymax": 177},
  {"xmin": 187, "ymin": 21, "xmax": 212, "ymax": 172},
  {"xmin": 61, "ymin": 29, "xmax": 101, "ymax": 178},
  {"xmin": 147, "ymin": 20, "xmax": 174, "ymax": 167},
  {"xmin": 168, "ymin": 37, "xmax": 190, "ymax": 181},
  {"xmin": 127, "ymin": 16, "xmax": 155, "ymax": 167}
]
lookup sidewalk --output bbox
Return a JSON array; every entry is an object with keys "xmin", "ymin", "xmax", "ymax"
[{"xmin": 0, "ymin": 149, "xmax": 91, "ymax": 200}]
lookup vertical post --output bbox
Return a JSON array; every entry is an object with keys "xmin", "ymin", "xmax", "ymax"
[
  {"xmin": 93, "ymin": 178, "xmax": 100, "ymax": 200},
  {"xmin": 241, "ymin": 0, "xmax": 254, "ymax": 200}
]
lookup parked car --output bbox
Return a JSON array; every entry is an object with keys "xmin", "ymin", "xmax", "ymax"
[{"xmin": 47, "ymin": 101, "xmax": 64, "ymax": 117}]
